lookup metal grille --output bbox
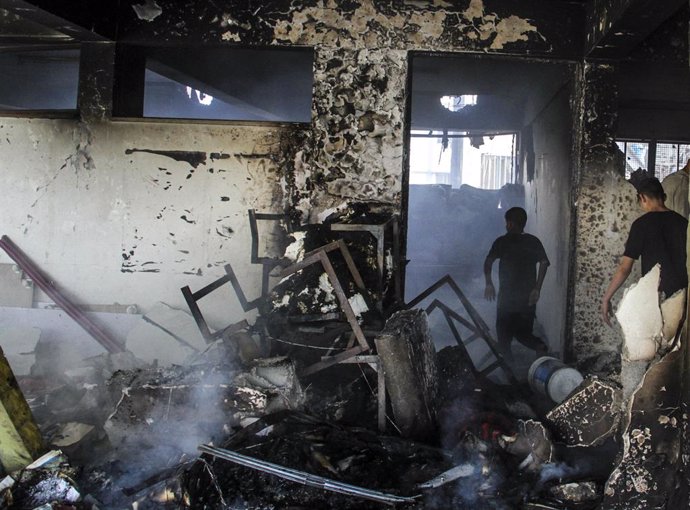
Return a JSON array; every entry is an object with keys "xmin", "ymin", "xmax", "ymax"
[
  {"xmin": 480, "ymin": 154, "xmax": 513, "ymax": 189},
  {"xmin": 616, "ymin": 141, "xmax": 649, "ymax": 179},
  {"xmin": 656, "ymin": 143, "xmax": 679, "ymax": 180},
  {"xmin": 617, "ymin": 140, "xmax": 690, "ymax": 179}
]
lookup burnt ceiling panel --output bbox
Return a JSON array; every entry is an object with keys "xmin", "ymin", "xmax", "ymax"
[{"xmin": 3, "ymin": 0, "xmax": 585, "ymax": 57}]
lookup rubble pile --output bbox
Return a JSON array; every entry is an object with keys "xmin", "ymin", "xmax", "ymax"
[{"xmin": 0, "ymin": 208, "xmax": 686, "ymax": 509}]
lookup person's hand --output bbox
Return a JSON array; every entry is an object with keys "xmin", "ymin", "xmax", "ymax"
[
  {"xmin": 528, "ymin": 288, "xmax": 540, "ymax": 306},
  {"xmin": 601, "ymin": 298, "xmax": 613, "ymax": 326},
  {"xmin": 484, "ymin": 283, "xmax": 495, "ymax": 301}
]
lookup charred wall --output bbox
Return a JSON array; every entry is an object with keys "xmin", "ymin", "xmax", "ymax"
[
  {"xmin": 569, "ymin": 63, "xmax": 641, "ymax": 373},
  {"xmin": 0, "ymin": 0, "xmax": 584, "ymax": 325}
]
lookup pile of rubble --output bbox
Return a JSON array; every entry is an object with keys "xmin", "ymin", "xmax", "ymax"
[{"xmin": 0, "ymin": 209, "xmax": 686, "ymax": 509}]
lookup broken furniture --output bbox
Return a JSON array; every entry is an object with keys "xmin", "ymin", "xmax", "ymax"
[
  {"xmin": 273, "ymin": 237, "xmax": 391, "ymax": 432},
  {"xmin": 330, "ymin": 214, "xmax": 401, "ymax": 310},
  {"xmin": 337, "ymin": 354, "xmax": 387, "ymax": 432},
  {"xmin": 406, "ymin": 274, "xmax": 518, "ymax": 386},
  {"xmin": 183, "ymin": 410, "xmax": 447, "ymax": 509},
  {"xmin": 180, "ymin": 263, "xmax": 253, "ymax": 343},
  {"xmin": 0, "ymin": 235, "xmax": 124, "ymax": 354},
  {"xmin": 248, "ymin": 209, "xmax": 294, "ymax": 297},
  {"xmin": 182, "ymin": 209, "xmax": 293, "ymax": 344},
  {"xmin": 278, "ymin": 239, "xmax": 372, "ymax": 375},
  {"xmin": 105, "ymin": 357, "xmax": 304, "ymax": 452}
]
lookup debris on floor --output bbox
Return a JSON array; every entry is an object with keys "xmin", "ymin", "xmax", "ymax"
[{"xmin": 1, "ymin": 208, "xmax": 686, "ymax": 508}]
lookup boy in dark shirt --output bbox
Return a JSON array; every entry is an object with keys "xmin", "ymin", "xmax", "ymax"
[
  {"xmin": 601, "ymin": 177, "xmax": 688, "ymax": 326},
  {"xmin": 484, "ymin": 207, "xmax": 550, "ymax": 360}
]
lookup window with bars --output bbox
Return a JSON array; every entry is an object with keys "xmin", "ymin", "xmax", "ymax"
[
  {"xmin": 616, "ymin": 140, "xmax": 690, "ymax": 179},
  {"xmin": 656, "ymin": 143, "xmax": 690, "ymax": 181},
  {"xmin": 481, "ymin": 154, "xmax": 513, "ymax": 189}
]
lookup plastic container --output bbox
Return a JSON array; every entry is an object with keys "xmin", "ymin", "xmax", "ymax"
[{"xmin": 528, "ymin": 356, "xmax": 584, "ymax": 404}]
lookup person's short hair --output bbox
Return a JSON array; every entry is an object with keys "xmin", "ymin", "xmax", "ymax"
[
  {"xmin": 505, "ymin": 207, "xmax": 527, "ymax": 229},
  {"xmin": 636, "ymin": 177, "xmax": 666, "ymax": 201}
]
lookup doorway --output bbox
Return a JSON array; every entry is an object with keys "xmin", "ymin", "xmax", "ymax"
[{"xmin": 404, "ymin": 52, "xmax": 575, "ymax": 366}]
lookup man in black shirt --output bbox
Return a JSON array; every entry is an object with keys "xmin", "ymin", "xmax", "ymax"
[
  {"xmin": 484, "ymin": 207, "xmax": 550, "ymax": 360},
  {"xmin": 601, "ymin": 177, "xmax": 688, "ymax": 326}
]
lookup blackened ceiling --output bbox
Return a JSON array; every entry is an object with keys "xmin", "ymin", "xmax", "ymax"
[
  {"xmin": 0, "ymin": 0, "xmax": 685, "ymax": 58},
  {"xmin": 0, "ymin": 0, "xmax": 688, "ymax": 134}
]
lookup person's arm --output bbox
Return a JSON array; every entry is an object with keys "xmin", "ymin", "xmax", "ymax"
[
  {"xmin": 528, "ymin": 259, "xmax": 550, "ymax": 306},
  {"xmin": 600, "ymin": 255, "xmax": 635, "ymax": 326},
  {"xmin": 484, "ymin": 255, "xmax": 497, "ymax": 301}
]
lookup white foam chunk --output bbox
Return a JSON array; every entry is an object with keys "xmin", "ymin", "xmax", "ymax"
[{"xmin": 615, "ymin": 265, "xmax": 662, "ymax": 362}]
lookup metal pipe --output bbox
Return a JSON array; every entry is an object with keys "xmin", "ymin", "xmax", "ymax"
[
  {"xmin": 198, "ymin": 444, "xmax": 418, "ymax": 505},
  {"xmin": 0, "ymin": 235, "xmax": 124, "ymax": 353}
]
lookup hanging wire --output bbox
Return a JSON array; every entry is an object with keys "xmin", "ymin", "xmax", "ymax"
[
  {"xmin": 270, "ymin": 336, "xmax": 348, "ymax": 351},
  {"xmin": 355, "ymin": 362, "xmax": 401, "ymax": 434}
]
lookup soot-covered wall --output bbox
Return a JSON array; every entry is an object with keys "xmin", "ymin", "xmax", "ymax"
[
  {"xmin": 0, "ymin": 0, "xmax": 582, "ymax": 329},
  {"xmin": 569, "ymin": 63, "xmax": 641, "ymax": 374}
]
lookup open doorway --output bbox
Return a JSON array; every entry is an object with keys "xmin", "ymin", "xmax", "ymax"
[{"xmin": 404, "ymin": 53, "xmax": 575, "ymax": 370}]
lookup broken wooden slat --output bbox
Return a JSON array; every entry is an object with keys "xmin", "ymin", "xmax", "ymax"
[
  {"xmin": 280, "ymin": 245, "xmax": 369, "ymax": 351},
  {"xmin": 409, "ymin": 277, "xmax": 518, "ymax": 386},
  {"xmin": 0, "ymin": 346, "xmax": 44, "ymax": 472},
  {"xmin": 299, "ymin": 346, "xmax": 365, "ymax": 377}
]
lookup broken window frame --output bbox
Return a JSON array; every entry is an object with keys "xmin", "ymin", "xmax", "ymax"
[
  {"xmin": 408, "ymin": 130, "xmax": 517, "ymax": 189},
  {"xmin": 112, "ymin": 43, "xmax": 314, "ymax": 124},
  {"xmin": 0, "ymin": 44, "xmax": 81, "ymax": 118},
  {"xmin": 616, "ymin": 138, "xmax": 690, "ymax": 179}
]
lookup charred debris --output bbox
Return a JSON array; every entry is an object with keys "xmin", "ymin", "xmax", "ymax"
[{"xmin": 0, "ymin": 203, "xmax": 682, "ymax": 510}]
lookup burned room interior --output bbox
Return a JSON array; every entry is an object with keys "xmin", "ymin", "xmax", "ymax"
[{"xmin": 0, "ymin": 0, "xmax": 690, "ymax": 509}]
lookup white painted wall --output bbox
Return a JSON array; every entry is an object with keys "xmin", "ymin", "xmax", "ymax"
[{"xmin": 0, "ymin": 118, "xmax": 289, "ymax": 330}]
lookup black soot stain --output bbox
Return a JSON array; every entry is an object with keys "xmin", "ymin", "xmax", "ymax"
[
  {"xmin": 216, "ymin": 226, "xmax": 234, "ymax": 238},
  {"xmin": 125, "ymin": 148, "xmax": 207, "ymax": 168}
]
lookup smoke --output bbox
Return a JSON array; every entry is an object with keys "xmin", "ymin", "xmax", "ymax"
[
  {"xmin": 538, "ymin": 460, "xmax": 590, "ymax": 487},
  {"xmin": 97, "ymin": 348, "xmax": 243, "ymax": 499}
]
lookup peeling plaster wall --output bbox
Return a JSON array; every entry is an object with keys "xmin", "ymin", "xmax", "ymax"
[
  {"xmin": 114, "ymin": 0, "xmax": 580, "ymax": 220},
  {"xmin": 0, "ymin": 119, "xmax": 300, "ymax": 326},
  {"xmin": 0, "ymin": 0, "xmax": 584, "ymax": 330},
  {"xmin": 571, "ymin": 160, "xmax": 640, "ymax": 373},
  {"xmin": 524, "ymin": 86, "xmax": 573, "ymax": 355},
  {"xmin": 569, "ymin": 63, "xmax": 642, "ymax": 373}
]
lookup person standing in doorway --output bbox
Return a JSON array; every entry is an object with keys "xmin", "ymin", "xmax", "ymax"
[
  {"xmin": 661, "ymin": 158, "xmax": 689, "ymax": 219},
  {"xmin": 484, "ymin": 207, "xmax": 550, "ymax": 361},
  {"xmin": 601, "ymin": 177, "xmax": 688, "ymax": 325}
]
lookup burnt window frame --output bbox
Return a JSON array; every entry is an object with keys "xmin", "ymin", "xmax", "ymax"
[
  {"xmin": 112, "ymin": 43, "xmax": 314, "ymax": 125},
  {"xmin": 0, "ymin": 43, "xmax": 82, "ymax": 119}
]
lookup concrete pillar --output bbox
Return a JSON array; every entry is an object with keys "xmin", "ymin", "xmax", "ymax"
[{"xmin": 374, "ymin": 309, "xmax": 438, "ymax": 441}]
